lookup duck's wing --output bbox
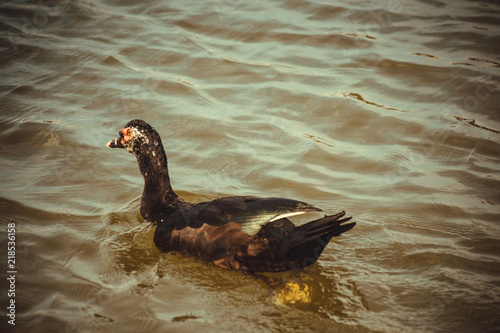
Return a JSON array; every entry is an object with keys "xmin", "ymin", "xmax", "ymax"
[{"xmin": 158, "ymin": 196, "xmax": 322, "ymax": 234}]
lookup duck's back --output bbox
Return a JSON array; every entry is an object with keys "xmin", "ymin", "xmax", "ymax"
[{"xmin": 153, "ymin": 196, "xmax": 355, "ymax": 272}]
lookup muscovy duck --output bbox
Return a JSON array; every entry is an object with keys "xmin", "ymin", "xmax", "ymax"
[{"xmin": 107, "ymin": 119, "xmax": 355, "ymax": 272}]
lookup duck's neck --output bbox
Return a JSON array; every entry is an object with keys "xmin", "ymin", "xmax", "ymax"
[{"xmin": 136, "ymin": 147, "xmax": 179, "ymax": 221}]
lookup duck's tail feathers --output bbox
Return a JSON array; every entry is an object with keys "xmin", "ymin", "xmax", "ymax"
[{"xmin": 295, "ymin": 211, "xmax": 355, "ymax": 245}]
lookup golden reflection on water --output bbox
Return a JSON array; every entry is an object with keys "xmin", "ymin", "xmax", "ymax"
[{"xmin": 272, "ymin": 280, "xmax": 313, "ymax": 305}]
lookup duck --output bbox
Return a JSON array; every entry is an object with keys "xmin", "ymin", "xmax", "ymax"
[{"xmin": 107, "ymin": 119, "xmax": 355, "ymax": 273}]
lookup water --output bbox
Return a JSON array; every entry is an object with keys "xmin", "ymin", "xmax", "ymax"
[{"xmin": 1, "ymin": 0, "xmax": 500, "ymax": 332}]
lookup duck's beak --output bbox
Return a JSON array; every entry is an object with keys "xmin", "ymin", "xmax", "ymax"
[{"xmin": 107, "ymin": 137, "xmax": 125, "ymax": 149}]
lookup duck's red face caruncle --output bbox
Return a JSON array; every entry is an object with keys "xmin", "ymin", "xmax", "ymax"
[
  {"xmin": 107, "ymin": 125, "xmax": 150, "ymax": 154},
  {"xmin": 107, "ymin": 127, "xmax": 131, "ymax": 149},
  {"xmin": 121, "ymin": 127, "xmax": 134, "ymax": 142}
]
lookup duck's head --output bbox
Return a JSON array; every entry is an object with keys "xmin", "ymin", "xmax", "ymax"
[
  {"xmin": 107, "ymin": 119, "xmax": 177, "ymax": 207},
  {"xmin": 107, "ymin": 119, "xmax": 163, "ymax": 158}
]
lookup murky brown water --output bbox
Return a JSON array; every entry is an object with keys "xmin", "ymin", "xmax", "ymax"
[{"xmin": 1, "ymin": 0, "xmax": 500, "ymax": 332}]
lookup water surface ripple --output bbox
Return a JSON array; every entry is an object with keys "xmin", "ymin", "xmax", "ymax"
[{"xmin": 1, "ymin": 0, "xmax": 499, "ymax": 332}]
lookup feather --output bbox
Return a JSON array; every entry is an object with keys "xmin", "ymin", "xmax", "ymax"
[{"xmin": 156, "ymin": 196, "xmax": 322, "ymax": 235}]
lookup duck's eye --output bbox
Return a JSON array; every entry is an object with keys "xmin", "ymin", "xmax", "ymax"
[{"xmin": 120, "ymin": 127, "xmax": 135, "ymax": 142}]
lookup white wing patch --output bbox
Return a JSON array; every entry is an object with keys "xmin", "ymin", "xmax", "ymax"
[
  {"xmin": 238, "ymin": 210, "xmax": 326, "ymax": 235},
  {"xmin": 269, "ymin": 211, "xmax": 305, "ymax": 222}
]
